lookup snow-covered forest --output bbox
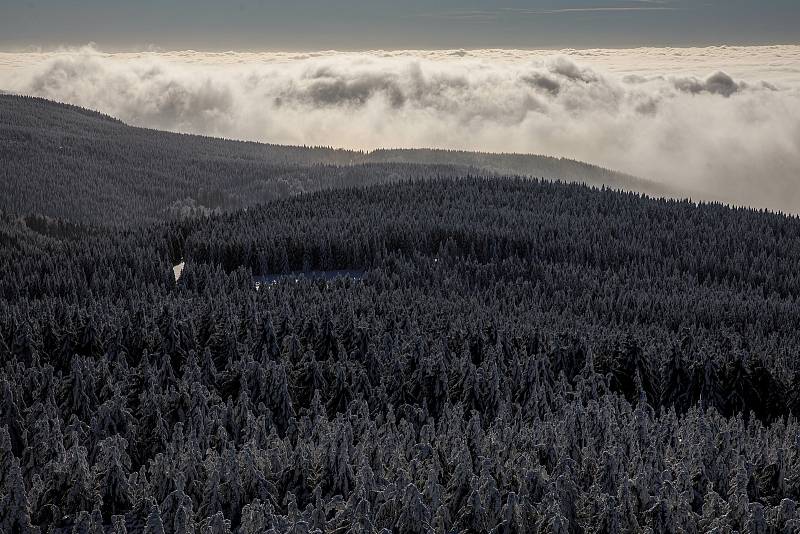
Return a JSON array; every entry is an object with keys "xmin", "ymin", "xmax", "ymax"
[{"xmin": 3, "ymin": 175, "xmax": 800, "ymax": 532}]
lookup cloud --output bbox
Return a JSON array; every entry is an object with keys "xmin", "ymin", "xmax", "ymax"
[
  {"xmin": 673, "ymin": 71, "xmax": 741, "ymax": 97},
  {"xmin": 549, "ymin": 56, "xmax": 600, "ymax": 83},
  {"xmin": 1, "ymin": 45, "xmax": 800, "ymax": 212},
  {"xmin": 522, "ymin": 73, "xmax": 561, "ymax": 95}
]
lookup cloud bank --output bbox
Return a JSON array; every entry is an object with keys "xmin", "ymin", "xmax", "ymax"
[{"xmin": 1, "ymin": 46, "xmax": 799, "ymax": 211}]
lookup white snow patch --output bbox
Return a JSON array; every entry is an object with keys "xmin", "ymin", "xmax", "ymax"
[{"xmin": 173, "ymin": 261, "xmax": 185, "ymax": 282}]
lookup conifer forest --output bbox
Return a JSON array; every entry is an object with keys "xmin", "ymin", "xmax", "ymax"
[{"xmin": 3, "ymin": 95, "xmax": 800, "ymax": 534}]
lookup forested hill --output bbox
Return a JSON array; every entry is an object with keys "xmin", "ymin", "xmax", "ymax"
[
  {"xmin": 0, "ymin": 94, "xmax": 665, "ymax": 226},
  {"xmin": 3, "ymin": 177, "xmax": 800, "ymax": 532}
]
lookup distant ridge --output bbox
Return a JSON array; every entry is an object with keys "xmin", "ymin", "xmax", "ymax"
[{"xmin": 364, "ymin": 147, "xmax": 665, "ymax": 194}]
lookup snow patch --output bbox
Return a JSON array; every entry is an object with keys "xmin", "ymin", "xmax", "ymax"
[{"xmin": 173, "ymin": 261, "xmax": 185, "ymax": 282}]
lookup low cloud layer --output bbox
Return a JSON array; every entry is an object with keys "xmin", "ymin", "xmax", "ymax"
[{"xmin": 1, "ymin": 46, "xmax": 799, "ymax": 211}]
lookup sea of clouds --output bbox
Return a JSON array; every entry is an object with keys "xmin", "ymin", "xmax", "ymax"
[{"xmin": 1, "ymin": 45, "xmax": 799, "ymax": 211}]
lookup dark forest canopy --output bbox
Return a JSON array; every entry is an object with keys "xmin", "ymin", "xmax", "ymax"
[
  {"xmin": 2, "ymin": 176, "xmax": 800, "ymax": 532},
  {"xmin": 0, "ymin": 94, "xmax": 668, "ymax": 227}
]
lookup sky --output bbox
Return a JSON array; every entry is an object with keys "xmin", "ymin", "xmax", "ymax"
[{"xmin": 1, "ymin": 0, "xmax": 799, "ymax": 51}]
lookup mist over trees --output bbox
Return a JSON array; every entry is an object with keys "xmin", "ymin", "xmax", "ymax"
[{"xmin": 3, "ymin": 172, "xmax": 800, "ymax": 532}]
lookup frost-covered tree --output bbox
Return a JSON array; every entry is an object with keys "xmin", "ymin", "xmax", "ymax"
[
  {"xmin": 144, "ymin": 503, "xmax": 166, "ymax": 534},
  {"xmin": 0, "ymin": 456, "xmax": 38, "ymax": 533}
]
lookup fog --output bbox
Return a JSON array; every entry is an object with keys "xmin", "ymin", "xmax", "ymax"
[{"xmin": 2, "ymin": 45, "xmax": 799, "ymax": 211}]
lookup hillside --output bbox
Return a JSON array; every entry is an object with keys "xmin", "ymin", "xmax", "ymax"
[
  {"xmin": 0, "ymin": 94, "xmax": 667, "ymax": 226},
  {"xmin": 3, "ymin": 178, "xmax": 800, "ymax": 532}
]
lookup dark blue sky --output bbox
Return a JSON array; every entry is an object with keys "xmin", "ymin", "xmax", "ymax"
[{"xmin": 2, "ymin": 0, "xmax": 798, "ymax": 50}]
